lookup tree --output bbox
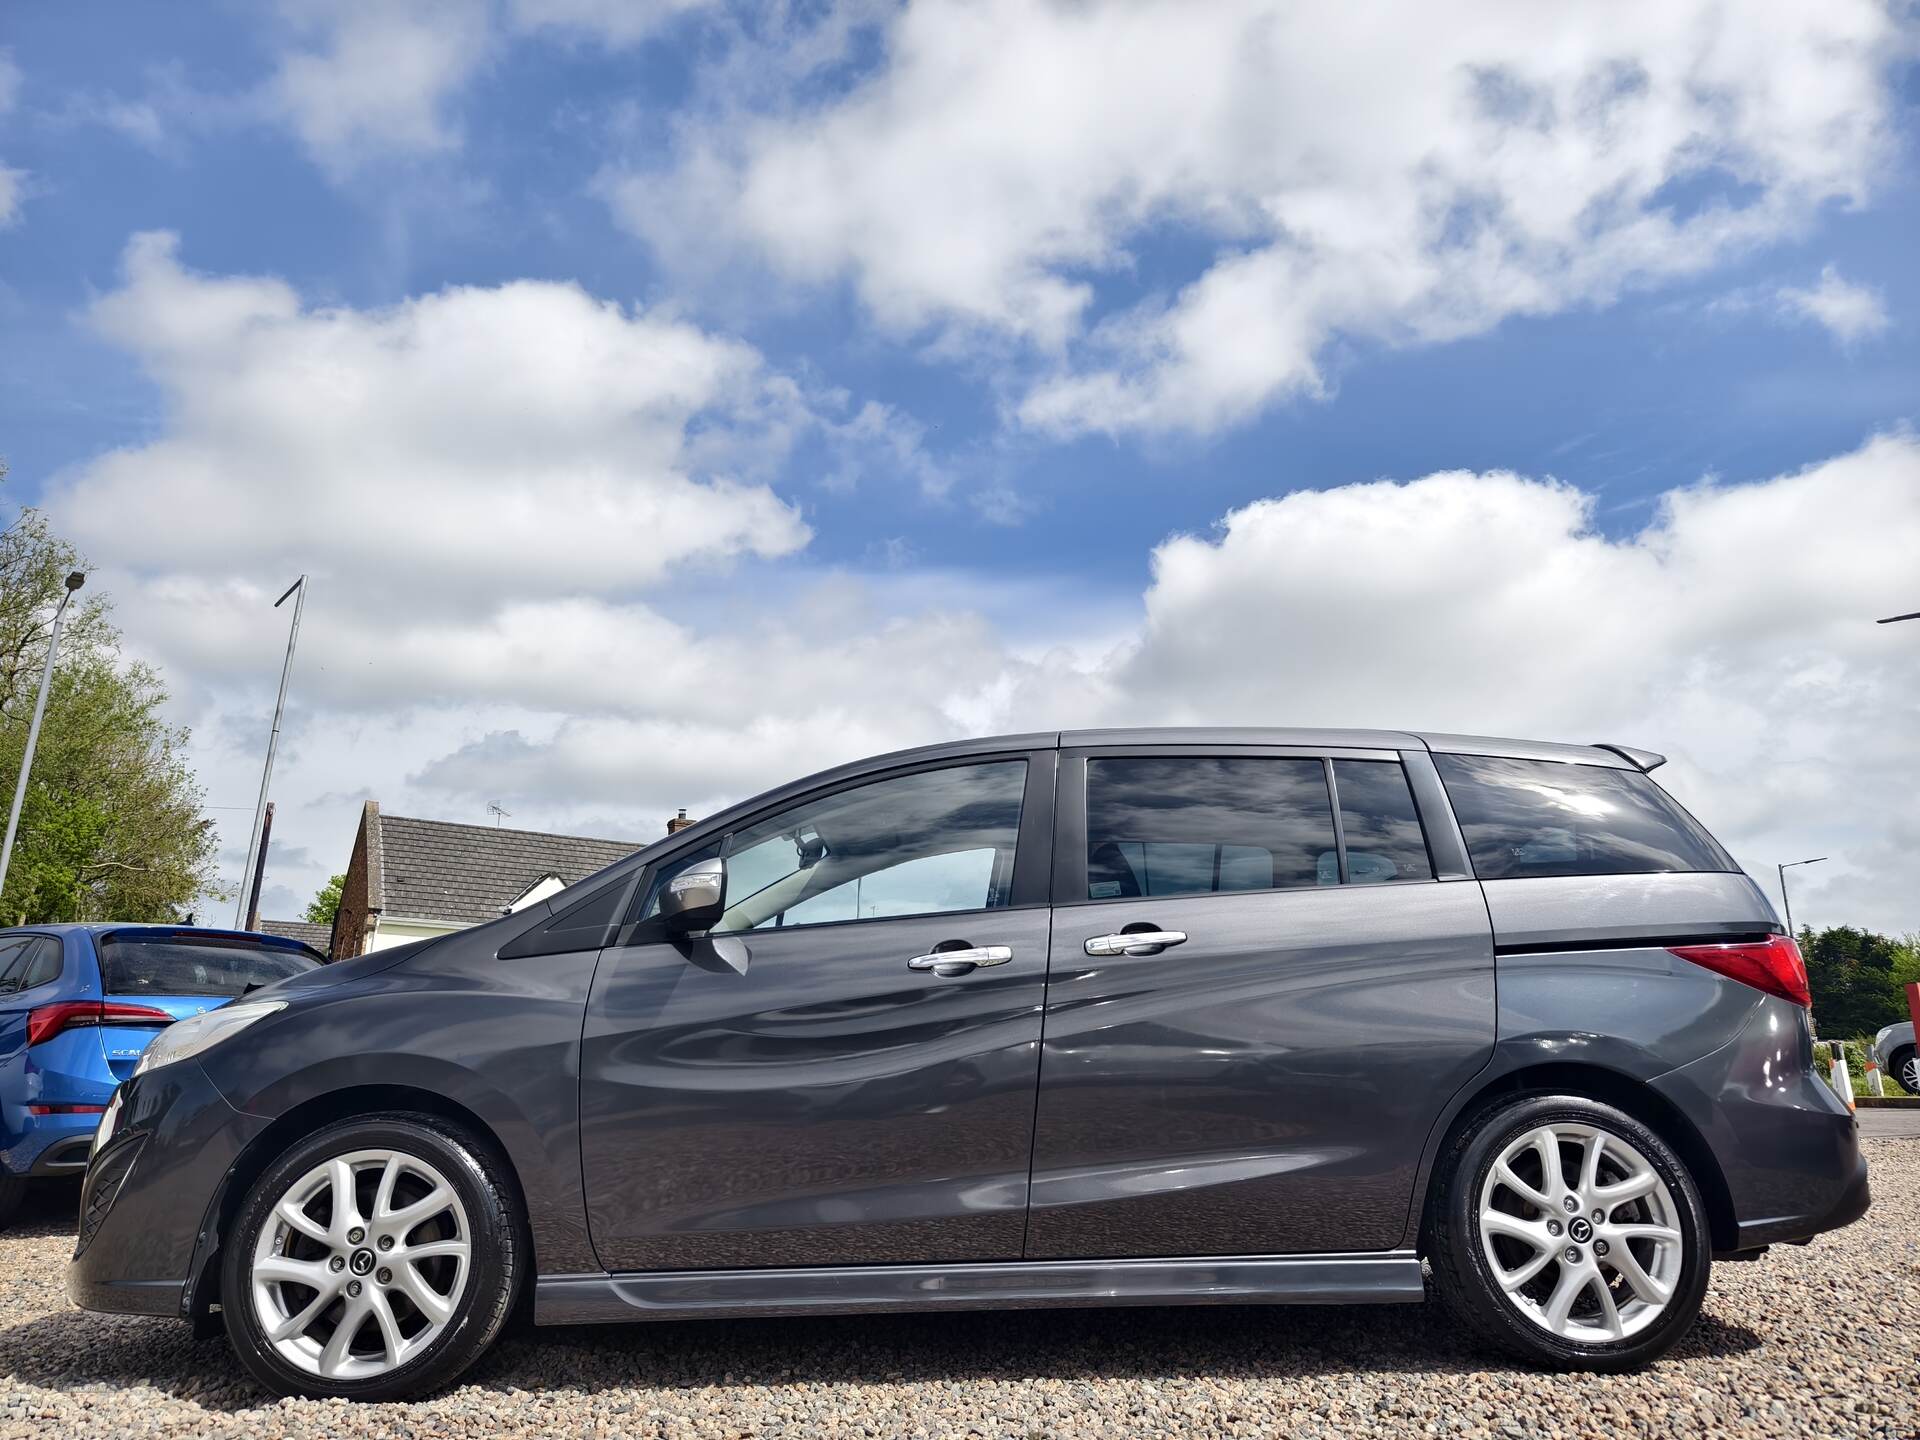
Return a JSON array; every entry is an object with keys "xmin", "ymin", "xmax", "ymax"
[
  {"xmin": 0, "ymin": 499, "xmax": 218, "ymax": 922},
  {"xmin": 305, "ymin": 872, "xmax": 345, "ymax": 926},
  {"xmin": 1801, "ymin": 924, "xmax": 1909, "ymax": 1036}
]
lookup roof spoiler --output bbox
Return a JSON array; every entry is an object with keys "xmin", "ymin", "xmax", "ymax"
[{"xmin": 1591, "ymin": 743, "xmax": 1666, "ymax": 772}]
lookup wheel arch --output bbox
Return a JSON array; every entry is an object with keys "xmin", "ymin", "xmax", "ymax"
[
  {"xmin": 1415, "ymin": 1061, "xmax": 1738, "ymax": 1254},
  {"xmin": 188, "ymin": 1084, "xmax": 533, "ymax": 1328}
]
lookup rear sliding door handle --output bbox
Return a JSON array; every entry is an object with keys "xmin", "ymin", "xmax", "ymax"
[
  {"xmin": 907, "ymin": 945, "xmax": 1013, "ymax": 976},
  {"xmin": 1084, "ymin": 930, "xmax": 1187, "ymax": 957}
]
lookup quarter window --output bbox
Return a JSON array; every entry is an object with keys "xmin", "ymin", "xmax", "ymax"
[
  {"xmin": 1332, "ymin": 760, "xmax": 1434, "ymax": 884},
  {"xmin": 1434, "ymin": 753, "xmax": 1733, "ymax": 881},
  {"xmin": 1085, "ymin": 757, "xmax": 1338, "ymax": 898},
  {"xmin": 18, "ymin": 937, "xmax": 62, "ymax": 990}
]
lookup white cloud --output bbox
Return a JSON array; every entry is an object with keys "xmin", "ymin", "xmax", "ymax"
[
  {"xmin": 68, "ymin": 231, "xmax": 810, "ymax": 609},
  {"xmin": 1777, "ymin": 265, "xmax": 1891, "ymax": 347},
  {"xmin": 619, "ymin": 0, "xmax": 1907, "ymax": 437},
  {"xmin": 259, "ymin": 0, "xmax": 719, "ymax": 175},
  {"xmin": 509, "ymin": 0, "xmax": 718, "ymax": 46},
  {"xmin": 0, "ymin": 49, "xmax": 25, "ymax": 227},
  {"xmin": 52, "ymin": 239, "xmax": 1920, "ymax": 937},
  {"xmin": 390, "ymin": 433, "xmax": 1920, "ymax": 938},
  {"xmin": 267, "ymin": 0, "xmax": 494, "ymax": 175}
]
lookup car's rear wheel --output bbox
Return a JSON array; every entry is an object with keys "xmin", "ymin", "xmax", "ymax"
[
  {"xmin": 220, "ymin": 1113, "xmax": 520, "ymax": 1400},
  {"xmin": 0, "ymin": 1171, "xmax": 23, "ymax": 1229},
  {"xmin": 1893, "ymin": 1047, "xmax": 1920, "ymax": 1097},
  {"xmin": 1428, "ymin": 1094, "xmax": 1711, "ymax": 1371}
]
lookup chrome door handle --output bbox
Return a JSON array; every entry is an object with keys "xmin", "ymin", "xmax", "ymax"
[
  {"xmin": 907, "ymin": 945, "xmax": 1013, "ymax": 975},
  {"xmin": 1084, "ymin": 930, "xmax": 1187, "ymax": 957}
]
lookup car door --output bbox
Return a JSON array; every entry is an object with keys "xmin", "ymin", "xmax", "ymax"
[
  {"xmin": 1027, "ymin": 745, "xmax": 1494, "ymax": 1259},
  {"xmin": 581, "ymin": 750, "xmax": 1055, "ymax": 1273}
]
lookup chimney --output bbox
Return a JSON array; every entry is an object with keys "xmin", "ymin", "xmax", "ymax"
[{"xmin": 666, "ymin": 807, "xmax": 693, "ymax": 835}]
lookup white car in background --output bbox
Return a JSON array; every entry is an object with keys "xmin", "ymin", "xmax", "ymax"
[{"xmin": 1871, "ymin": 1022, "xmax": 1918, "ymax": 1094}]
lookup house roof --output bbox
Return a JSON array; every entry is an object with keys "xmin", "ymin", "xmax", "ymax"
[
  {"xmin": 258, "ymin": 918, "xmax": 332, "ymax": 952},
  {"xmin": 373, "ymin": 814, "xmax": 639, "ymax": 927}
]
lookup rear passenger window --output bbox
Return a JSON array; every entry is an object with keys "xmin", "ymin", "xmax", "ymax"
[
  {"xmin": 1085, "ymin": 757, "xmax": 1337, "ymax": 898},
  {"xmin": 1332, "ymin": 760, "xmax": 1433, "ymax": 884},
  {"xmin": 1435, "ymin": 754, "xmax": 1733, "ymax": 881}
]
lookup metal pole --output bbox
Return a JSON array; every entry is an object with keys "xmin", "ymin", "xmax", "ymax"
[
  {"xmin": 234, "ymin": 577, "xmax": 306, "ymax": 929},
  {"xmin": 0, "ymin": 572, "xmax": 85, "ymax": 900},
  {"xmin": 244, "ymin": 801, "xmax": 274, "ymax": 931},
  {"xmin": 1775, "ymin": 855, "xmax": 1826, "ymax": 939}
]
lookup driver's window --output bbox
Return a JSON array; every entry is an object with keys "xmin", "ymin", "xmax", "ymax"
[{"xmin": 712, "ymin": 761, "xmax": 1027, "ymax": 933}]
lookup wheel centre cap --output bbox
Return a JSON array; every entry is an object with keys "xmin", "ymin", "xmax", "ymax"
[
  {"xmin": 1568, "ymin": 1217, "xmax": 1593, "ymax": 1244},
  {"xmin": 349, "ymin": 1248, "xmax": 376, "ymax": 1276}
]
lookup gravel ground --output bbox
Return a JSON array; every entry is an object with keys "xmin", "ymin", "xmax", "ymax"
[{"xmin": 2, "ymin": 1139, "xmax": 1914, "ymax": 1440}]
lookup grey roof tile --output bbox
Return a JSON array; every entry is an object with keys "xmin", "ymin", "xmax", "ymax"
[
  {"xmin": 257, "ymin": 919, "xmax": 332, "ymax": 952},
  {"xmin": 377, "ymin": 814, "xmax": 638, "ymax": 927}
]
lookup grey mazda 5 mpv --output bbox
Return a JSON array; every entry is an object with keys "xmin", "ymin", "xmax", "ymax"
[{"xmin": 69, "ymin": 729, "xmax": 1867, "ymax": 1399}]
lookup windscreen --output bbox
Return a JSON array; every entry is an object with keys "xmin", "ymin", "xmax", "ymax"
[{"xmin": 97, "ymin": 934, "xmax": 320, "ymax": 997}]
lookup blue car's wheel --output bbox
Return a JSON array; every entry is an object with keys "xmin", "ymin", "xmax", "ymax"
[{"xmin": 0, "ymin": 1171, "xmax": 22, "ymax": 1229}]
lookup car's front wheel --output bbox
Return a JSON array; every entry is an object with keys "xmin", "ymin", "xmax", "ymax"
[
  {"xmin": 221, "ymin": 1113, "xmax": 520, "ymax": 1400},
  {"xmin": 1428, "ymin": 1094, "xmax": 1711, "ymax": 1371}
]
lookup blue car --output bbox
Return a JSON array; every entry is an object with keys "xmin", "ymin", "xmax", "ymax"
[{"xmin": 0, "ymin": 924, "xmax": 322, "ymax": 1224}]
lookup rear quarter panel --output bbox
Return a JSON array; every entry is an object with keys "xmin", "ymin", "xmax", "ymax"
[{"xmin": 1401, "ymin": 870, "xmax": 1804, "ymax": 1245}]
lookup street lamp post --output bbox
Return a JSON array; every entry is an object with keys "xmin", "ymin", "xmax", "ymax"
[
  {"xmin": 0, "ymin": 571, "xmax": 86, "ymax": 902},
  {"xmin": 234, "ymin": 576, "xmax": 307, "ymax": 929},
  {"xmin": 1777, "ymin": 855, "xmax": 1827, "ymax": 937}
]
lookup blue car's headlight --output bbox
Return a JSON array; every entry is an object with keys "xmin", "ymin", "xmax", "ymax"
[{"xmin": 132, "ymin": 1000, "xmax": 285, "ymax": 1080}]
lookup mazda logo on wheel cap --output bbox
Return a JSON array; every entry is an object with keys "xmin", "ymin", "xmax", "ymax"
[
  {"xmin": 1568, "ymin": 1217, "xmax": 1593, "ymax": 1244},
  {"xmin": 349, "ymin": 1249, "xmax": 376, "ymax": 1275}
]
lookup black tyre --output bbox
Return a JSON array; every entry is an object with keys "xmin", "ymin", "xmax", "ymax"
[
  {"xmin": 1428, "ymin": 1094, "xmax": 1711, "ymax": 1371},
  {"xmin": 220, "ymin": 1112, "xmax": 521, "ymax": 1401},
  {"xmin": 1893, "ymin": 1047, "xmax": 1920, "ymax": 1098},
  {"xmin": 0, "ymin": 1170, "xmax": 23, "ymax": 1229}
]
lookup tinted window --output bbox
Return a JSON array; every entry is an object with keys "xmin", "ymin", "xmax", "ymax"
[
  {"xmin": 0, "ymin": 937, "xmax": 33, "ymax": 993},
  {"xmin": 1435, "ymin": 754, "xmax": 1733, "ymax": 881},
  {"xmin": 643, "ymin": 761, "xmax": 1028, "ymax": 933},
  {"xmin": 1332, "ymin": 760, "xmax": 1434, "ymax": 884},
  {"xmin": 1085, "ymin": 757, "xmax": 1337, "ymax": 898},
  {"xmin": 19, "ymin": 937, "xmax": 62, "ymax": 990},
  {"xmin": 97, "ymin": 935, "xmax": 319, "ymax": 997}
]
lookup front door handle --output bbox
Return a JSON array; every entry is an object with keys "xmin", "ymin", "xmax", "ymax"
[
  {"xmin": 1084, "ymin": 930, "xmax": 1187, "ymax": 957},
  {"xmin": 907, "ymin": 945, "xmax": 1013, "ymax": 976}
]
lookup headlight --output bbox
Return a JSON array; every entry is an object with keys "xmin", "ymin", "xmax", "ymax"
[{"xmin": 132, "ymin": 1000, "xmax": 285, "ymax": 1079}]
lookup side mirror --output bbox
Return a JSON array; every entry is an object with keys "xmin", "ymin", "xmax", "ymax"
[{"xmin": 659, "ymin": 857, "xmax": 726, "ymax": 933}]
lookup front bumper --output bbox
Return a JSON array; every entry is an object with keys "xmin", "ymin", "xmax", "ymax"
[{"xmin": 66, "ymin": 1058, "xmax": 267, "ymax": 1319}]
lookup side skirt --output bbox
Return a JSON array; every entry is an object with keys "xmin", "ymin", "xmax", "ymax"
[{"xmin": 535, "ymin": 1250, "xmax": 1425, "ymax": 1326}]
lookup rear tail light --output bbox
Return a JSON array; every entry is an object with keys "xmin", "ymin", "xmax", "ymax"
[
  {"xmin": 25, "ymin": 1000, "xmax": 176, "ymax": 1049},
  {"xmin": 1668, "ymin": 935, "xmax": 1811, "ymax": 1008},
  {"xmin": 26, "ymin": 1103, "xmax": 107, "ymax": 1115}
]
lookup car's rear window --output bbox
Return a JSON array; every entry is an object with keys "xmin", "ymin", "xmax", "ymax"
[
  {"xmin": 97, "ymin": 935, "xmax": 319, "ymax": 997},
  {"xmin": 1434, "ymin": 753, "xmax": 1734, "ymax": 881}
]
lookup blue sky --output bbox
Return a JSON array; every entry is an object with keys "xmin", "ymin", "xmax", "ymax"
[{"xmin": 1, "ymin": 2, "xmax": 1917, "ymax": 930}]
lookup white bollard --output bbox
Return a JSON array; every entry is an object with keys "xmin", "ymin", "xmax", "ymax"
[
  {"xmin": 1828, "ymin": 1041, "xmax": 1855, "ymax": 1111},
  {"xmin": 1864, "ymin": 1053, "xmax": 1885, "ymax": 1098}
]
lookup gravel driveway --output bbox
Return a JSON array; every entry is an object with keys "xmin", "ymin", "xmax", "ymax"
[{"xmin": 2, "ymin": 1139, "xmax": 1914, "ymax": 1440}]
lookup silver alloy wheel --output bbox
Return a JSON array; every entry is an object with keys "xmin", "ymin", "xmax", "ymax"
[
  {"xmin": 250, "ymin": 1148, "xmax": 471, "ymax": 1380},
  {"xmin": 1901, "ymin": 1053, "xmax": 1920, "ymax": 1096},
  {"xmin": 1477, "ymin": 1122, "xmax": 1684, "ymax": 1344}
]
